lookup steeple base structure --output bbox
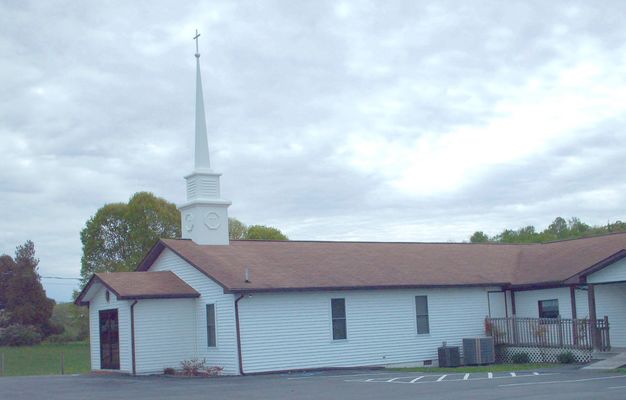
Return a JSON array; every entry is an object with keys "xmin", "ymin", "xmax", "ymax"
[{"xmin": 179, "ymin": 169, "xmax": 231, "ymax": 245}]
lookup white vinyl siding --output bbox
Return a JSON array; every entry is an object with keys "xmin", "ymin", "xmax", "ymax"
[
  {"xmin": 149, "ymin": 249, "xmax": 239, "ymax": 375},
  {"xmin": 487, "ymin": 291, "xmax": 507, "ymax": 317},
  {"xmin": 514, "ymin": 287, "xmax": 572, "ymax": 318},
  {"xmin": 595, "ymin": 283, "xmax": 626, "ymax": 347},
  {"xmin": 133, "ymin": 298, "xmax": 196, "ymax": 374},
  {"xmin": 238, "ymin": 287, "xmax": 490, "ymax": 374},
  {"xmin": 587, "ymin": 258, "xmax": 626, "ymax": 284},
  {"xmin": 513, "ymin": 287, "xmax": 591, "ymax": 320},
  {"xmin": 88, "ymin": 284, "xmax": 132, "ymax": 373}
]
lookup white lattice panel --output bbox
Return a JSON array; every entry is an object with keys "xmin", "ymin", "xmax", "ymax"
[{"xmin": 496, "ymin": 346, "xmax": 591, "ymax": 364}]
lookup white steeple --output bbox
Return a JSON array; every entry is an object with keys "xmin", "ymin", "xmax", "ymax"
[
  {"xmin": 194, "ymin": 33, "xmax": 211, "ymax": 170},
  {"xmin": 179, "ymin": 30, "xmax": 231, "ymax": 245}
]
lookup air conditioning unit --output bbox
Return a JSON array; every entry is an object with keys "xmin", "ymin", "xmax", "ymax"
[
  {"xmin": 438, "ymin": 344, "xmax": 461, "ymax": 367},
  {"xmin": 462, "ymin": 337, "xmax": 495, "ymax": 365}
]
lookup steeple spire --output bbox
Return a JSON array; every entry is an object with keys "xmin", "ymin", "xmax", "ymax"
[
  {"xmin": 193, "ymin": 29, "xmax": 211, "ymax": 170},
  {"xmin": 179, "ymin": 29, "xmax": 231, "ymax": 245}
]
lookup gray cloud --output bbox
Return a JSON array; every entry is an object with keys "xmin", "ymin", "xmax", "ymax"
[{"xmin": 1, "ymin": 0, "xmax": 626, "ymax": 300}]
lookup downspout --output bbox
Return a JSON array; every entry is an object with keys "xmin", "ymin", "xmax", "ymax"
[
  {"xmin": 130, "ymin": 300, "xmax": 138, "ymax": 376},
  {"xmin": 234, "ymin": 294, "xmax": 245, "ymax": 376}
]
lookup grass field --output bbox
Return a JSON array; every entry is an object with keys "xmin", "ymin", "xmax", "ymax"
[
  {"xmin": 390, "ymin": 363, "xmax": 558, "ymax": 373},
  {"xmin": 0, "ymin": 342, "xmax": 90, "ymax": 377}
]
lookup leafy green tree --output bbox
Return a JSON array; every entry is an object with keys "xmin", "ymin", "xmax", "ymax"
[
  {"xmin": 80, "ymin": 192, "xmax": 180, "ymax": 285},
  {"xmin": 469, "ymin": 231, "xmax": 489, "ymax": 243},
  {"xmin": 494, "ymin": 229, "xmax": 517, "ymax": 243},
  {"xmin": 608, "ymin": 220, "xmax": 626, "ymax": 233},
  {"xmin": 0, "ymin": 255, "xmax": 15, "ymax": 309},
  {"xmin": 245, "ymin": 225, "xmax": 289, "ymax": 240},
  {"xmin": 567, "ymin": 217, "xmax": 590, "ymax": 237},
  {"xmin": 547, "ymin": 217, "xmax": 568, "ymax": 239},
  {"xmin": 229, "ymin": 218, "xmax": 288, "ymax": 241},
  {"xmin": 229, "ymin": 218, "xmax": 248, "ymax": 240},
  {"xmin": 517, "ymin": 226, "xmax": 539, "ymax": 243},
  {"xmin": 2, "ymin": 241, "xmax": 56, "ymax": 335}
]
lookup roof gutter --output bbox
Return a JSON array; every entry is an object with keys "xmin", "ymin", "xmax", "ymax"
[
  {"xmin": 225, "ymin": 282, "xmax": 512, "ymax": 294},
  {"xmin": 234, "ymin": 294, "xmax": 245, "ymax": 376}
]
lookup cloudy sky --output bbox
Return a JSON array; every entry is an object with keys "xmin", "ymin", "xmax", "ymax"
[{"xmin": 2, "ymin": 1, "xmax": 626, "ymax": 301}]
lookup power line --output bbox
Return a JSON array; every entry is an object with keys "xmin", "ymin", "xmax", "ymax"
[{"xmin": 40, "ymin": 276, "xmax": 81, "ymax": 281}]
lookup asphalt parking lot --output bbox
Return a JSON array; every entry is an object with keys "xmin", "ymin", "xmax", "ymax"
[{"xmin": 1, "ymin": 367, "xmax": 626, "ymax": 400}]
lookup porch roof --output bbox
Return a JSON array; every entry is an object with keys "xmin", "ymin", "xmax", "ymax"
[{"xmin": 75, "ymin": 271, "xmax": 200, "ymax": 306}]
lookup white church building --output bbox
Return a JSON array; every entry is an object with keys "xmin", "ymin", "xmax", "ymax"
[{"xmin": 76, "ymin": 36, "xmax": 626, "ymax": 376}]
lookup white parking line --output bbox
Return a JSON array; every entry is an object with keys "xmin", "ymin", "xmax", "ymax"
[
  {"xmin": 499, "ymin": 375, "xmax": 626, "ymax": 387},
  {"xmin": 510, "ymin": 372, "xmax": 516, "ymax": 377},
  {"xmin": 288, "ymin": 371, "xmax": 396, "ymax": 380},
  {"xmin": 345, "ymin": 372, "xmax": 558, "ymax": 385},
  {"xmin": 608, "ymin": 385, "xmax": 626, "ymax": 390}
]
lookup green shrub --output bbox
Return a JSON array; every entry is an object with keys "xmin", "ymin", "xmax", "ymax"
[
  {"xmin": 45, "ymin": 332, "xmax": 78, "ymax": 344},
  {"xmin": 557, "ymin": 351, "xmax": 576, "ymax": 364},
  {"xmin": 0, "ymin": 324, "xmax": 42, "ymax": 346},
  {"xmin": 511, "ymin": 352, "xmax": 530, "ymax": 364}
]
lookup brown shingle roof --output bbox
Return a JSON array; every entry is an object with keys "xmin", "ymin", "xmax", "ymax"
[
  {"xmin": 75, "ymin": 271, "xmax": 200, "ymax": 305},
  {"xmin": 135, "ymin": 233, "xmax": 626, "ymax": 292},
  {"xmin": 516, "ymin": 233, "xmax": 626, "ymax": 285}
]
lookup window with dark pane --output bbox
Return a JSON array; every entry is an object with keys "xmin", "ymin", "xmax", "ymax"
[
  {"xmin": 538, "ymin": 299, "xmax": 559, "ymax": 319},
  {"xmin": 206, "ymin": 304, "xmax": 217, "ymax": 347},
  {"xmin": 331, "ymin": 298, "xmax": 347, "ymax": 340},
  {"xmin": 415, "ymin": 296, "xmax": 430, "ymax": 334}
]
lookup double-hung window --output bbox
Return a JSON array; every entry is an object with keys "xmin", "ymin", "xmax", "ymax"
[
  {"xmin": 415, "ymin": 296, "xmax": 430, "ymax": 334},
  {"xmin": 206, "ymin": 304, "xmax": 217, "ymax": 347},
  {"xmin": 331, "ymin": 298, "xmax": 347, "ymax": 340}
]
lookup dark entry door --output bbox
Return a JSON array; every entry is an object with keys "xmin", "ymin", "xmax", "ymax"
[{"xmin": 99, "ymin": 309, "xmax": 120, "ymax": 370}]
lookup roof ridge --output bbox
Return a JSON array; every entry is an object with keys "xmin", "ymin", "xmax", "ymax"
[
  {"xmin": 228, "ymin": 239, "xmax": 536, "ymax": 245},
  {"xmin": 539, "ymin": 231, "xmax": 626, "ymax": 244},
  {"xmin": 164, "ymin": 233, "xmax": 626, "ymax": 246}
]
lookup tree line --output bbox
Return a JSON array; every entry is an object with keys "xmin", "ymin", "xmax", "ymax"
[{"xmin": 469, "ymin": 217, "xmax": 626, "ymax": 244}]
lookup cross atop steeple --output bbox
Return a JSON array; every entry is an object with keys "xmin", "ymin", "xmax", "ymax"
[{"xmin": 193, "ymin": 29, "xmax": 201, "ymax": 58}]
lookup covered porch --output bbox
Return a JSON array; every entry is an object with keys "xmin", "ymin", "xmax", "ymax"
[
  {"xmin": 485, "ymin": 315, "xmax": 611, "ymax": 351},
  {"xmin": 487, "ymin": 254, "xmax": 626, "ymax": 353}
]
